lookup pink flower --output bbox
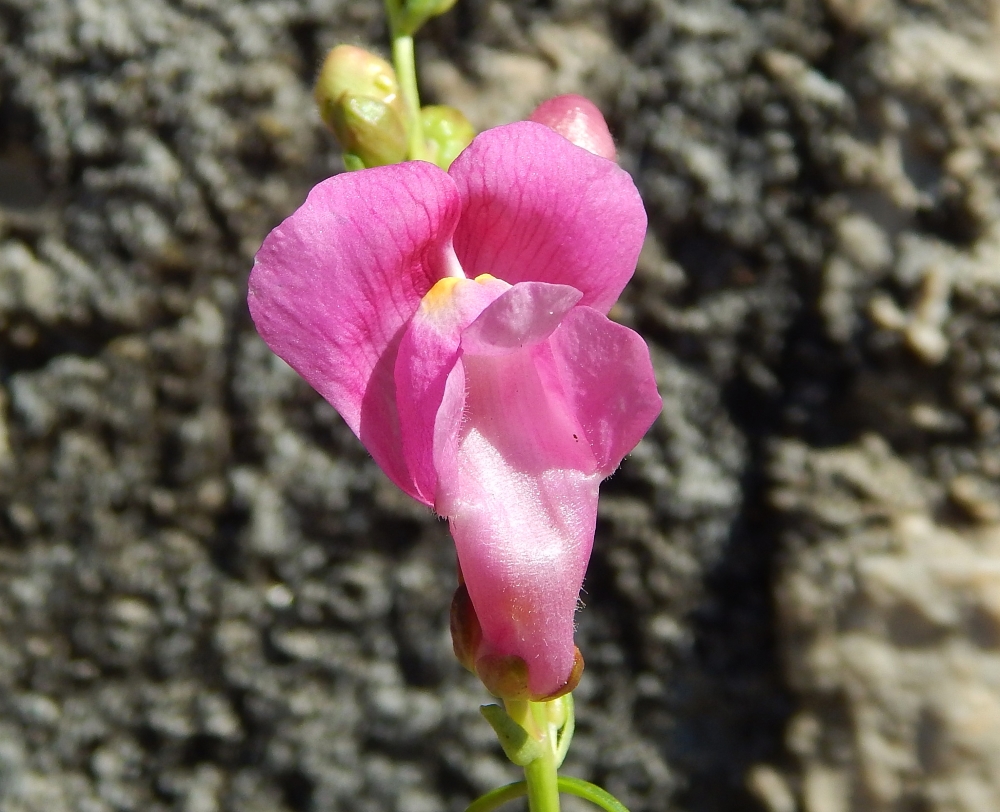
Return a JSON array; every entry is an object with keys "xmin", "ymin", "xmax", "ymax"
[{"xmin": 248, "ymin": 120, "xmax": 661, "ymax": 700}]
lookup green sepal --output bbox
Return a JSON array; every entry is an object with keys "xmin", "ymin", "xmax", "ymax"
[
  {"xmin": 342, "ymin": 153, "xmax": 366, "ymax": 171},
  {"xmin": 480, "ymin": 704, "xmax": 543, "ymax": 767},
  {"xmin": 551, "ymin": 693, "xmax": 575, "ymax": 768}
]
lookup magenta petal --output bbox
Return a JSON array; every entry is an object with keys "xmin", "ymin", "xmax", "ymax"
[
  {"xmin": 248, "ymin": 162, "xmax": 461, "ymax": 501},
  {"xmin": 438, "ymin": 347, "xmax": 599, "ymax": 699},
  {"xmin": 394, "ymin": 277, "xmax": 509, "ymax": 504},
  {"xmin": 462, "ymin": 282, "xmax": 582, "ymax": 356},
  {"xmin": 541, "ymin": 307, "xmax": 662, "ymax": 477},
  {"xmin": 448, "ymin": 121, "xmax": 647, "ymax": 314}
]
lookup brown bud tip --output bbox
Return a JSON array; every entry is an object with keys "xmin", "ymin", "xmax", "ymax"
[
  {"xmin": 535, "ymin": 646, "xmax": 584, "ymax": 702},
  {"xmin": 475, "ymin": 654, "xmax": 531, "ymax": 701},
  {"xmin": 450, "ymin": 583, "xmax": 482, "ymax": 673}
]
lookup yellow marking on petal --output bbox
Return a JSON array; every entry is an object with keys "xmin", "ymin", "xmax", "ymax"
[
  {"xmin": 421, "ymin": 276, "xmax": 463, "ymax": 312},
  {"xmin": 422, "ymin": 273, "xmax": 498, "ymax": 315}
]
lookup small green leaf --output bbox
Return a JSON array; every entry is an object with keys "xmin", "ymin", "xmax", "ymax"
[{"xmin": 480, "ymin": 704, "xmax": 543, "ymax": 767}]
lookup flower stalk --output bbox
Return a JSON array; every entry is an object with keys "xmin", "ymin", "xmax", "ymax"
[
  {"xmin": 472, "ymin": 695, "xmax": 630, "ymax": 812},
  {"xmin": 504, "ymin": 699, "xmax": 564, "ymax": 812},
  {"xmin": 384, "ymin": 0, "xmax": 427, "ymax": 160}
]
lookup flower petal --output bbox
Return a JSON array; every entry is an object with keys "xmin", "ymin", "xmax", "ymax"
[
  {"xmin": 462, "ymin": 281, "xmax": 582, "ymax": 356},
  {"xmin": 248, "ymin": 161, "xmax": 461, "ymax": 500},
  {"xmin": 394, "ymin": 276, "xmax": 509, "ymax": 504},
  {"xmin": 540, "ymin": 307, "xmax": 662, "ymax": 477},
  {"xmin": 438, "ymin": 346, "xmax": 600, "ymax": 699},
  {"xmin": 448, "ymin": 121, "xmax": 647, "ymax": 313}
]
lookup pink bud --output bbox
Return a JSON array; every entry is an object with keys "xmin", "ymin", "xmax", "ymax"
[{"xmin": 529, "ymin": 94, "xmax": 616, "ymax": 161}]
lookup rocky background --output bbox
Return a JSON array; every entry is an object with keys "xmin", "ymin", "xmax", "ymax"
[{"xmin": 2, "ymin": 0, "xmax": 1000, "ymax": 810}]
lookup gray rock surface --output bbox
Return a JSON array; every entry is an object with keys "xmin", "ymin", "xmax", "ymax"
[
  {"xmin": 769, "ymin": 436, "xmax": 1000, "ymax": 812},
  {"xmin": 0, "ymin": 0, "xmax": 998, "ymax": 810}
]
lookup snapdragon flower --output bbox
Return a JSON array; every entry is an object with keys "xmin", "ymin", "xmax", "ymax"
[{"xmin": 248, "ymin": 119, "xmax": 661, "ymax": 700}]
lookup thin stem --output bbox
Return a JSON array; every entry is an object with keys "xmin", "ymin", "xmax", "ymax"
[
  {"xmin": 463, "ymin": 777, "xmax": 631, "ymax": 812},
  {"xmin": 382, "ymin": 0, "xmax": 425, "ymax": 160},
  {"xmin": 524, "ymin": 746, "xmax": 560, "ymax": 812},
  {"xmin": 505, "ymin": 701, "xmax": 561, "ymax": 812},
  {"xmin": 390, "ymin": 34, "xmax": 425, "ymax": 160},
  {"xmin": 557, "ymin": 778, "xmax": 630, "ymax": 812},
  {"xmin": 465, "ymin": 781, "xmax": 528, "ymax": 812}
]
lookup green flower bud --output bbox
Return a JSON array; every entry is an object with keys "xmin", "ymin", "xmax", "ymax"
[
  {"xmin": 420, "ymin": 105, "xmax": 475, "ymax": 170},
  {"xmin": 406, "ymin": 0, "xmax": 459, "ymax": 20},
  {"xmin": 394, "ymin": 0, "xmax": 459, "ymax": 35},
  {"xmin": 315, "ymin": 45, "xmax": 409, "ymax": 168},
  {"xmin": 335, "ymin": 95, "xmax": 408, "ymax": 167}
]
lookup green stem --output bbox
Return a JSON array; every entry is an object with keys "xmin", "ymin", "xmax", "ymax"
[
  {"xmin": 464, "ymin": 778, "xmax": 631, "ymax": 812},
  {"xmin": 505, "ymin": 701, "xmax": 561, "ymax": 812},
  {"xmin": 389, "ymin": 33, "xmax": 425, "ymax": 160},
  {"xmin": 524, "ymin": 746, "xmax": 560, "ymax": 812}
]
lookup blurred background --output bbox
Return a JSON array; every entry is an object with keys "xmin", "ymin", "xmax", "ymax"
[{"xmin": 2, "ymin": 0, "xmax": 1000, "ymax": 810}]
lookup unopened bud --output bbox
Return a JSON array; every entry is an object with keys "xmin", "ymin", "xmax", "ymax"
[
  {"xmin": 315, "ymin": 45, "xmax": 408, "ymax": 167},
  {"xmin": 529, "ymin": 94, "xmax": 616, "ymax": 161},
  {"xmin": 407, "ymin": 0, "xmax": 459, "ymax": 18},
  {"xmin": 395, "ymin": 0, "xmax": 460, "ymax": 36},
  {"xmin": 421, "ymin": 105, "xmax": 475, "ymax": 170},
  {"xmin": 337, "ymin": 95, "xmax": 408, "ymax": 167}
]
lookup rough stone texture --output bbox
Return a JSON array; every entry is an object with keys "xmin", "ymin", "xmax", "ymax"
[
  {"xmin": 1, "ymin": 0, "xmax": 998, "ymax": 811},
  {"xmin": 770, "ymin": 437, "xmax": 1000, "ymax": 812},
  {"xmin": 749, "ymin": 1, "xmax": 1000, "ymax": 810}
]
